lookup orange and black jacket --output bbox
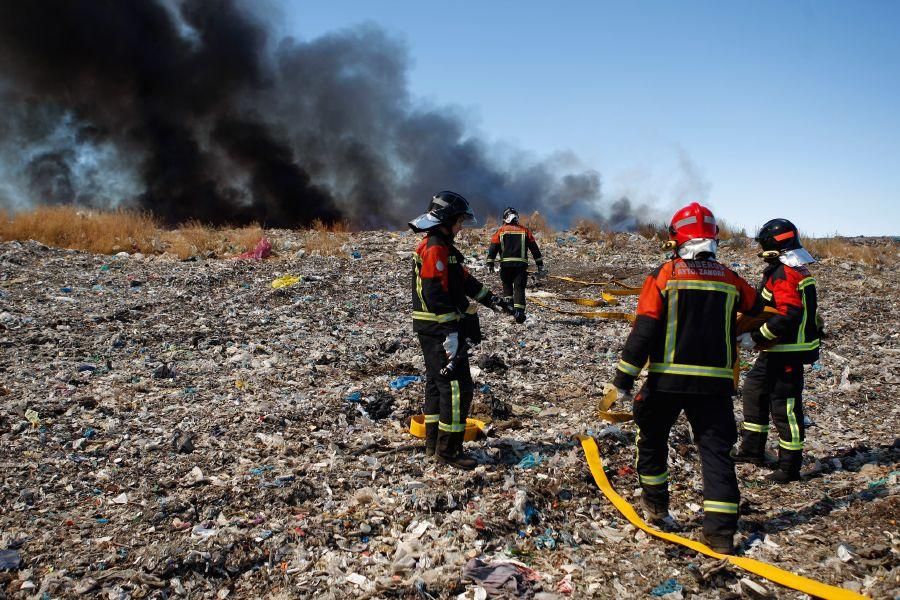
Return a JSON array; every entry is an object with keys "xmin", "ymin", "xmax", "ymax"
[
  {"xmin": 750, "ymin": 263, "xmax": 820, "ymax": 364},
  {"xmin": 613, "ymin": 258, "xmax": 763, "ymax": 396},
  {"xmin": 412, "ymin": 231, "xmax": 492, "ymax": 336},
  {"xmin": 486, "ymin": 224, "xmax": 543, "ymax": 269}
]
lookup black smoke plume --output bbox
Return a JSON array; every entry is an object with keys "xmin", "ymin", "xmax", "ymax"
[{"xmin": 0, "ymin": 0, "xmax": 613, "ymax": 228}]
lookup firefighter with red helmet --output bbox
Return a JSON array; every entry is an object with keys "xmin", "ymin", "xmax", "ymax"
[
  {"xmin": 612, "ymin": 202, "xmax": 763, "ymax": 554},
  {"xmin": 410, "ymin": 191, "xmax": 511, "ymax": 470},
  {"xmin": 731, "ymin": 219, "xmax": 821, "ymax": 483},
  {"xmin": 485, "ymin": 207, "xmax": 545, "ymax": 324}
]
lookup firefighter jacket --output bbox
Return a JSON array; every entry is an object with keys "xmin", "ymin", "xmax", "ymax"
[
  {"xmin": 749, "ymin": 263, "xmax": 820, "ymax": 364},
  {"xmin": 613, "ymin": 257, "xmax": 763, "ymax": 396},
  {"xmin": 412, "ymin": 230, "xmax": 492, "ymax": 336},
  {"xmin": 486, "ymin": 224, "xmax": 543, "ymax": 269}
]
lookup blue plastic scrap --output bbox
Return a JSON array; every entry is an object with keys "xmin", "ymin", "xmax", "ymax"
[
  {"xmin": 517, "ymin": 453, "xmax": 545, "ymax": 469},
  {"xmin": 345, "ymin": 391, "xmax": 362, "ymax": 402},
  {"xmin": 389, "ymin": 375, "xmax": 421, "ymax": 390},
  {"xmin": 651, "ymin": 578, "xmax": 682, "ymax": 596}
]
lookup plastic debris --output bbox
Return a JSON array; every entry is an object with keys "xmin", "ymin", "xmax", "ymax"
[
  {"xmin": 271, "ymin": 274, "xmax": 302, "ymax": 289},
  {"xmin": 389, "ymin": 375, "xmax": 421, "ymax": 390},
  {"xmin": 235, "ymin": 237, "xmax": 272, "ymax": 260}
]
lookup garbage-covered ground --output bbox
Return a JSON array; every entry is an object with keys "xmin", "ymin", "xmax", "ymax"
[{"xmin": 1, "ymin": 229, "xmax": 898, "ymax": 599}]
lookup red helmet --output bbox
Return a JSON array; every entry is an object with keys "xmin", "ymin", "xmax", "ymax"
[{"xmin": 668, "ymin": 202, "xmax": 718, "ymax": 246}]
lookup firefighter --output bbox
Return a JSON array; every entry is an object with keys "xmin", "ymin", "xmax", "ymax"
[
  {"xmin": 485, "ymin": 207, "xmax": 545, "ymax": 324},
  {"xmin": 612, "ymin": 202, "xmax": 763, "ymax": 555},
  {"xmin": 410, "ymin": 191, "xmax": 510, "ymax": 470},
  {"xmin": 732, "ymin": 219, "xmax": 820, "ymax": 483}
]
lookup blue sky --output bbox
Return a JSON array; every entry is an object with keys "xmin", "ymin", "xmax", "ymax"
[{"xmin": 280, "ymin": 1, "xmax": 899, "ymax": 236}]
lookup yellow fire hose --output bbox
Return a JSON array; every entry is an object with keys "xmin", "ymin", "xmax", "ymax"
[
  {"xmin": 529, "ymin": 297, "xmax": 636, "ymax": 323},
  {"xmin": 558, "ymin": 292, "xmax": 621, "ymax": 307},
  {"xmin": 578, "ymin": 436, "xmax": 866, "ymax": 599},
  {"xmin": 598, "ymin": 385, "xmax": 633, "ymax": 423},
  {"xmin": 548, "ymin": 275, "xmax": 641, "ymax": 290}
]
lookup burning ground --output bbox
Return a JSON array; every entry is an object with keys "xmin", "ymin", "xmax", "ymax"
[{"xmin": 0, "ymin": 230, "xmax": 897, "ymax": 598}]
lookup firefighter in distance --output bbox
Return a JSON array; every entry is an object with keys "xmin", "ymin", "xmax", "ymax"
[{"xmin": 485, "ymin": 207, "xmax": 545, "ymax": 324}]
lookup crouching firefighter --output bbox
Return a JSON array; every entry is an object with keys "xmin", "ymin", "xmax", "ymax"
[
  {"xmin": 612, "ymin": 202, "xmax": 763, "ymax": 554},
  {"xmin": 410, "ymin": 191, "xmax": 511, "ymax": 470},
  {"xmin": 485, "ymin": 207, "xmax": 545, "ymax": 324},
  {"xmin": 732, "ymin": 219, "xmax": 821, "ymax": 483}
]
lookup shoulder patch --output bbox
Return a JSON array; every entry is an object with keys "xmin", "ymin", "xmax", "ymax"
[{"xmin": 435, "ymin": 260, "xmax": 445, "ymax": 272}]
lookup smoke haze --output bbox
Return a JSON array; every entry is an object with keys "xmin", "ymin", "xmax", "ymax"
[{"xmin": 0, "ymin": 0, "xmax": 627, "ymax": 228}]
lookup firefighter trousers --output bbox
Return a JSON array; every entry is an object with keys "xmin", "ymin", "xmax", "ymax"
[
  {"xmin": 739, "ymin": 354, "xmax": 805, "ymax": 475},
  {"xmin": 500, "ymin": 265, "xmax": 528, "ymax": 311},
  {"xmin": 417, "ymin": 332, "xmax": 474, "ymax": 450},
  {"xmin": 634, "ymin": 387, "xmax": 740, "ymax": 539}
]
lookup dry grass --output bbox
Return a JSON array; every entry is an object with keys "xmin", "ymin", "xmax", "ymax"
[
  {"xmin": 0, "ymin": 206, "xmax": 159, "ymax": 254},
  {"xmin": 520, "ymin": 211, "xmax": 554, "ymax": 236},
  {"xmin": 0, "ymin": 206, "xmax": 269, "ymax": 258},
  {"xmin": 571, "ymin": 217, "xmax": 605, "ymax": 242},
  {"xmin": 310, "ymin": 218, "xmax": 352, "ymax": 233},
  {"xmin": 637, "ymin": 221, "xmax": 668, "ymax": 240},
  {"xmin": 301, "ymin": 230, "xmax": 349, "ymax": 256},
  {"xmin": 803, "ymin": 236, "xmax": 897, "ymax": 267}
]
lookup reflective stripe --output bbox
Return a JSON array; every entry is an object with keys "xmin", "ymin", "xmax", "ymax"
[
  {"xmin": 474, "ymin": 286, "xmax": 489, "ymax": 301},
  {"xmin": 797, "ymin": 280, "xmax": 811, "ymax": 344},
  {"xmin": 674, "ymin": 215, "xmax": 697, "ymax": 229},
  {"xmin": 500, "ymin": 231, "xmax": 528, "ymax": 259},
  {"xmin": 648, "ymin": 362, "xmax": 735, "ymax": 379},
  {"xmin": 640, "ymin": 471, "xmax": 669, "ymax": 485},
  {"xmin": 724, "ymin": 290, "xmax": 735, "ymax": 369},
  {"xmin": 617, "ymin": 360, "xmax": 641, "ymax": 377},
  {"xmin": 500, "ymin": 257, "xmax": 528, "ymax": 263},
  {"xmin": 779, "ymin": 439, "xmax": 804, "ymax": 450},
  {"xmin": 742, "ymin": 422, "xmax": 770, "ymax": 433},
  {"xmin": 665, "ymin": 280, "xmax": 738, "ymax": 295},
  {"xmin": 451, "ymin": 380, "xmax": 461, "ymax": 429},
  {"xmin": 634, "ymin": 426, "xmax": 641, "ymax": 470},
  {"xmin": 760, "ymin": 323, "xmax": 777, "ymax": 340},
  {"xmin": 766, "ymin": 339, "xmax": 820, "ymax": 352},
  {"xmin": 412, "ymin": 311, "xmax": 460, "ymax": 323},
  {"xmin": 761, "ymin": 288, "xmax": 773, "ymax": 301},
  {"xmin": 438, "ymin": 421, "xmax": 466, "ymax": 432},
  {"xmin": 781, "ymin": 396, "xmax": 803, "ymax": 450},
  {"xmin": 414, "ymin": 254, "xmax": 428, "ymax": 312},
  {"xmin": 704, "ymin": 500, "xmax": 738, "ymax": 514},
  {"xmin": 513, "ymin": 303, "xmax": 525, "ymax": 309},
  {"xmin": 423, "ymin": 414, "xmax": 439, "ymax": 424},
  {"xmin": 664, "ymin": 290, "xmax": 678, "ymax": 364}
]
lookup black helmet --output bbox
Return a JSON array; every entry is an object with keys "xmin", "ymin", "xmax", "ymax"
[
  {"xmin": 755, "ymin": 218, "xmax": 801, "ymax": 253},
  {"xmin": 502, "ymin": 207, "xmax": 519, "ymax": 224},
  {"xmin": 409, "ymin": 190, "xmax": 476, "ymax": 232}
]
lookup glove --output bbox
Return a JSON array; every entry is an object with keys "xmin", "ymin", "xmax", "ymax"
[
  {"xmin": 487, "ymin": 261, "xmax": 496, "ymax": 273},
  {"xmin": 535, "ymin": 264, "xmax": 547, "ymax": 278},
  {"xmin": 443, "ymin": 332, "xmax": 459, "ymax": 360},
  {"xmin": 737, "ymin": 332, "xmax": 756, "ymax": 350}
]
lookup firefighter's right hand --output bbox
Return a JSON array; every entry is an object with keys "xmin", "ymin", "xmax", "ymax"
[{"xmin": 443, "ymin": 332, "xmax": 459, "ymax": 360}]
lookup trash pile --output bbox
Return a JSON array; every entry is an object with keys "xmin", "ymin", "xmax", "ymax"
[{"xmin": 0, "ymin": 231, "xmax": 897, "ymax": 598}]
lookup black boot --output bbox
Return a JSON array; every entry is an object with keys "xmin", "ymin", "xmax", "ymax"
[
  {"xmin": 732, "ymin": 429, "xmax": 767, "ymax": 465},
  {"xmin": 514, "ymin": 309, "xmax": 526, "ymax": 324},
  {"xmin": 424, "ymin": 422, "xmax": 437, "ymax": 457},
  {"xmin": 702, "ymin": 533, "xmax": 735, "ymax": 555},
  {"xmin": 767, "ymin": 448, "xmax": 802, "ymax": 483},
  {"xmin": 435, "ymin": 431, "xmax": 477, "ymax": 470}
]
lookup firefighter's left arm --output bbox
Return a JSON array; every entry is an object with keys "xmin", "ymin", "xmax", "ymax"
[
  {"xmin": 752, "ymin": 275, "xmax": 803, "ymax": 345},
  {"xmin": 526, "ymin": 229, "xmax": 544, "ymax": 269},
  {"xmin": 613, "ymin": 271, "xmax": 665, "ymax": 391},
  {"xmin": 734, "ymin": 273, "xmax": 764, "ymax": 316},
  {"xmin": 462, "ymin": 265, "xmax": 494, "ymax": 306}
]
